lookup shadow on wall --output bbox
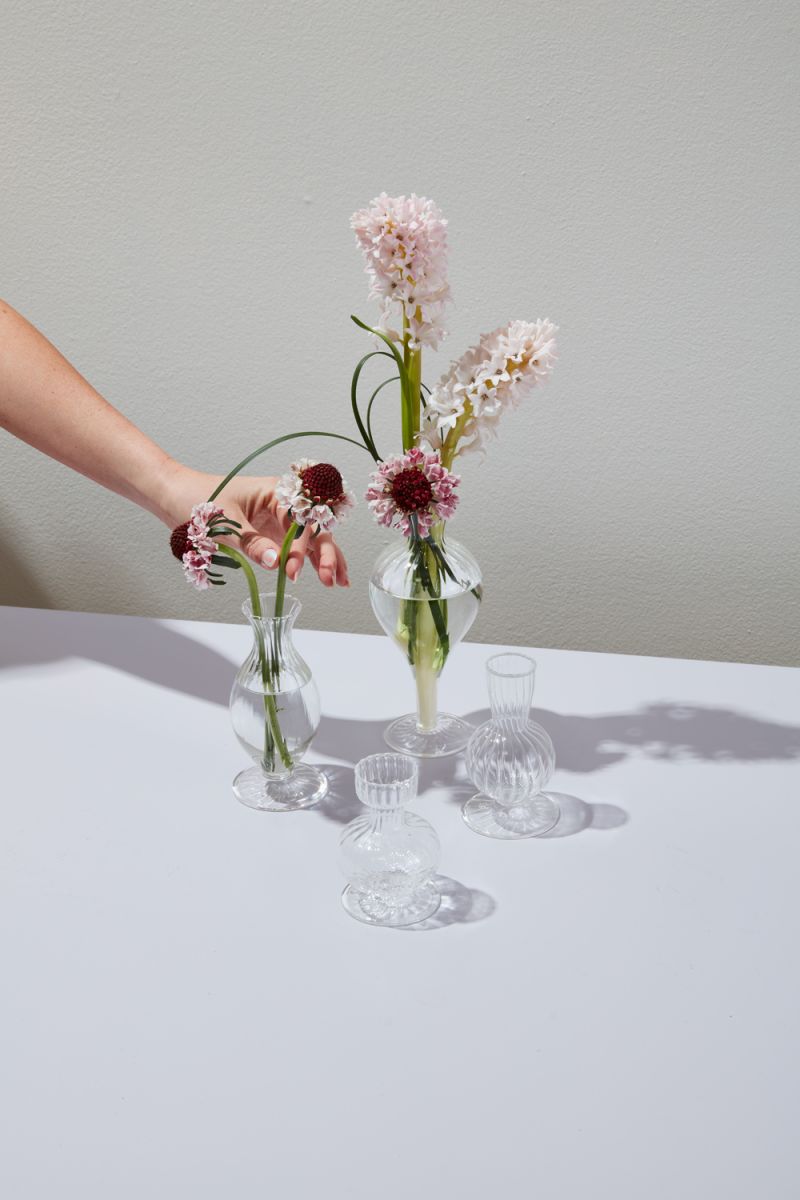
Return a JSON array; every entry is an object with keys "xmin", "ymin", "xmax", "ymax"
[
  {"xmin": 2, "ymin": 607, "xmax": 799, "ymax": 775},
  {"xmin": 0, "ymin": 540, "xmax": 51, "ymax": 609}
]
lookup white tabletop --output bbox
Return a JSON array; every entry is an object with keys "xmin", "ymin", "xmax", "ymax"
[{"xmin": 1, "ymin": 605, "xmax": 799, "ymax": 1199}]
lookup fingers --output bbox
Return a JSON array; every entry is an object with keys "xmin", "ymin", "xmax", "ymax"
[
  {"xmin": 233, "ymin": 516, "xmax": 350, "ymax": 589},
  {"xmin": 334, "ymin": 543, "xmax": 350, "ymax": 588},
  {"xmin": 237, "ymin": 527, "xmax": 282, "ymax": 572},
  {"xmin": 283, "ymin": 525, "xmax": 311, "ymax": 582},
  {"xmin": 308, "ymin": 532, "xmax": 350, "ymax": 588},
  {"xmin": 309, "ymin": 536, "xmax": 337, "ymax": 588}
]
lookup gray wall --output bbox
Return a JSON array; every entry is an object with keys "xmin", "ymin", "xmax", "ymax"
[{"xmin": 2, "ymin": 0, "xmax": 798, "ymax": 665}]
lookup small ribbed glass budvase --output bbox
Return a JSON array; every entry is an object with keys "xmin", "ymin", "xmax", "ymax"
[
  {"xmin": 339, "ymin": 753, "xmax": 441, "ymax": 926},
  {"xmin": 463, "ymin": 653, "xmax": 560, "ymax": 839}
]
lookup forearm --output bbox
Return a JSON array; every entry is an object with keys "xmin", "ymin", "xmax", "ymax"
[{"xmin": 0, "ymin": 299, "xmax": 182, "ymax": 523}]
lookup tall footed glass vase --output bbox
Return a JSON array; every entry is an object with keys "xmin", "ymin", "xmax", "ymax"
[
  {"xmin": 229, "ymin": 593, "xmax": 327, "ymax": 811},
  {"xmin": 369, "ymin": 532, "xmax": 482, "ymax": 757}
]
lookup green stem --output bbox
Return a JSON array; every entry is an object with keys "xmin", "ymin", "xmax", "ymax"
[
  {"xmin": 274, "ymin": 522, "xmax": 299, "ymax": 622},
  {"xmin": 208, "ymin": 430, "xmax": 373, "ymax": 503},
  {"xmin": 214, "ymin": 543, "xmax": 292, "ymax": 771},
  {"xmin": 408, "ymin": 350, "xmax": 422, "ymax": 444},
  {"xmin": 401, "ymin": 313, "xmax": 414, "ymax": 451}
]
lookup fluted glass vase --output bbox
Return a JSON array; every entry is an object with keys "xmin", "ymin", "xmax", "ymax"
[
  {"xmin": 340, "ymin": 753, "xmax": 441, "ymax": 926},
  {"xmin": 229, "ymin": 593, "xmax": 327, "ymax": 811},
  {"xmin": 369, "ymin": 533, "xmax": 482, "ymax": 758},
  {"xmin": 463, "ymin": 653, "xmax": 560, "ymax": 839}
]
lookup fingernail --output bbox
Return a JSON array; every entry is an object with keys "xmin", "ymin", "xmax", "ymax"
[{"xmin": 262, "ymin": 549, "xmax": 278, "ymax": 568}]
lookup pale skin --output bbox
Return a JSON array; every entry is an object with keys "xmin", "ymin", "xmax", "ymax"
[{"xmin": 0, "ymin": 300, "xmax": 349, "ymax": 587}]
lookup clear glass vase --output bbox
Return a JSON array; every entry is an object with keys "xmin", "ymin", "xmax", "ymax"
[
  {"xmin": 369, "ymin": 533, "xmax": 482, "ymax": 758},
  {"xmin": 339, "ymin": 753, "xmax": 441, "ymax": 926},
  {"xmin": 229, "ymin": 593, "xmax": 328, "ymax": 811},
  {"xmin": 462, "ymin": 653, "xmax": 560, "ymax": 839}
]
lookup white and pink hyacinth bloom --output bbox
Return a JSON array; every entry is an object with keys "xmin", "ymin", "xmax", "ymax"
[
  {"xmin": 351, "ymin": 193, "xmax": 450, "ymax": 351},
  {"xmin": 423, "ymin": 318, "xmax": 558, "ymax": 456},
  {"xmin": 275, "ymin": 459, "xmax": 356, "ymax": 531},
  {"xmin": 365, "ymin": 447, "xmax": 460, "ymax": 538}
]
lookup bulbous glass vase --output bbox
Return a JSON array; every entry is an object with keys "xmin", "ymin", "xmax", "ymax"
[
  {"xmin": 339, "ymin": 753, "xmax": 441, "ymax": 926},
  {"xmin": 463, "ymin": 653, "xmax": 560, "ymax": 839},
  {"xmin": 369, "ymin": 534, "xmax": 482, "ymax": 758},
  {"xmin": 229, "ymin": 594, "xmax": 327, "ymax": 811}
]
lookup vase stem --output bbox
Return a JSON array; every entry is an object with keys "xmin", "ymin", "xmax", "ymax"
[{"xmin": 415, "ymin": 658, "xmax": 438, "ymax": 732}]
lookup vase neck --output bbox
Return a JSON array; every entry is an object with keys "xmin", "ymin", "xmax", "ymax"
[
  {"xmin": 244, "ymin": 594, "xmax": 300, "ymax": 648},
  {"xmin": 487, "ymin": 653, "xmax": 536, "ymax": 726},
  {"xmin": 369, "ymin": 808, "xmax": 404, "ymax": 832}
]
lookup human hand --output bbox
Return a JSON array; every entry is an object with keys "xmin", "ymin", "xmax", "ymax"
[{"xmin": 158, "ymin": 464, "xmax": 350, "ymax": 588}]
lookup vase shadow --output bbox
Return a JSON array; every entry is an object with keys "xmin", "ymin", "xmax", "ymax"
[
  {"xmin": 399, "ymin": 875, "xmax": 496, "ymax": 932},
  {"xmin": 537, "ymin": 792, "xmax": 629, "ymax": 838},
  {"xmin": 0, "ymin": 607, "xmax": 235, "ymax": 706},
  {"xmin": 4, "ymin": 610, "xmax": 798, "ymax": 778}
]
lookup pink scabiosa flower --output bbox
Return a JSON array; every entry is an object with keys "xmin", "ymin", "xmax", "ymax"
[
  {"xmin": 171, "ymin": 503, "xmax": 237, "ymax": 590},
  {"xmin": 275, "ymin": 459, "xmax": 356, "ymax": 531},
  {"xmin": 423, "ymin": 319, "xmax": 558, "ymax": 458},
  {"xmin": 351, "ymin": 193, "xmax": 450, "ymax": 350},
  {"xmin": 365, "ymin": 447, "xmax": 460, "ymax": 538}
]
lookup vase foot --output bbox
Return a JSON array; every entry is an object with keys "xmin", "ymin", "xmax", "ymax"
[
  {"xmin": 341, "ymin": 879, "xmax": 441, "ymax": 927},
  {"xmin": 383, "ymin": 712, "xmax": 473, "ymax": 758},
  {"xmin": 461, "ymin": 792, "xmax": 561, "ymax": 839},
  {"xmin": 233, "ymin": 764, "xmax": 328, "ymax": 812}
]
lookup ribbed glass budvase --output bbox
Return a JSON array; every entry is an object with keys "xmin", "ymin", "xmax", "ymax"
[
  {"xmin": 229, "ymin": 594, "xmax": 327, "ymax": 812},
  {"xmin": 339, "ymin": 753, "xmax": 441, "ymax": 926},
  {"xmin": 463, "ymin": 653, "xmax": 560, "ymax": 839}
]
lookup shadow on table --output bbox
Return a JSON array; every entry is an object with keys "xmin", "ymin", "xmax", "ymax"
[
  {"xmin": 313, "ymin": 701, "xmax": 800, "ymax": 779},
  {"xmin": 0, "ymin": 607, "xmax": 235, "ymax": 706},
  {"xmin": 4, "ymin": 610, "xmax": 799, "ymax": 785},
  {"xmin": 400, "ymin": 876, "xmax": 496, "ymax": 932},
  {"xmin": 313, "ymin": 746, "xmax": 627, "ymax": 842}
]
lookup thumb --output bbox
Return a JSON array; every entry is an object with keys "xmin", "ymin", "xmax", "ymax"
[{"xmin": 233, "ymin": 523, "xmax": 282, "ymax": 571}]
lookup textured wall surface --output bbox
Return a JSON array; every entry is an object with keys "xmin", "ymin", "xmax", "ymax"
[{"xmin": 1, "ymin": 0, "xmax": 798, "ymax": 664}]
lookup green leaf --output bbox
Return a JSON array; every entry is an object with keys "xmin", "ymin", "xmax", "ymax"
[
  {"xmin": 365, "ymin": 375, "xmax": 400, "ymax": 457},
  {"xmin": 208, "ymin": 430, "xmax": 374, "ymax": 503},
  {"xmin": 351, "ymin": 350, "xmax": 394, "ymax": 461}
]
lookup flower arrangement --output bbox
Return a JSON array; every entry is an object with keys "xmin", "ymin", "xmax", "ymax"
[
  {"xmin": 170, "ymin": 193, "xmax": 557, "ymax": 766},
  {"xmin": 170, "ymin": 466, "xmax": 354, "ymax": 776}
]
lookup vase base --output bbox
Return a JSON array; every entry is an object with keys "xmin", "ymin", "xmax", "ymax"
[
  {"xmin": 233, "ymin": 764, "xmax": 328, "ymax": 812},
  {"xmin": 341, "ymin": 880, "xmax": 442, "ymax": 927},
  {"xmin": 383, "ymin": 712, "xmax": 473, "ymax": 758},
  {"xmin": 462, "ymin": 792, "xmax": 561, "ymax": 839}
]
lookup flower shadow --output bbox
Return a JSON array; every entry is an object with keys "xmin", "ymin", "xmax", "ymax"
[{"xmin": 5, "ymin": 609, "xmax": 797, "ymax": 784}]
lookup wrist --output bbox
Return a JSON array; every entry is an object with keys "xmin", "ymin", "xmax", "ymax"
[{"xmin": 149, "ymin": 459, "xmax": 216, "ymax": 528}]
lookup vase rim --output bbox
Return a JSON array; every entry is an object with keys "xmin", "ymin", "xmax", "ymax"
[
  {"xmin": 355, "ymin": 752, "xmax": 419, "ymax": 790},
  {"xmin": 486, "ymin": 652, "xmax": 537, "ymax": 679},
  {"xmin": 241, "ymin": 593, "xmax": 302, "ymax": 624}
]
